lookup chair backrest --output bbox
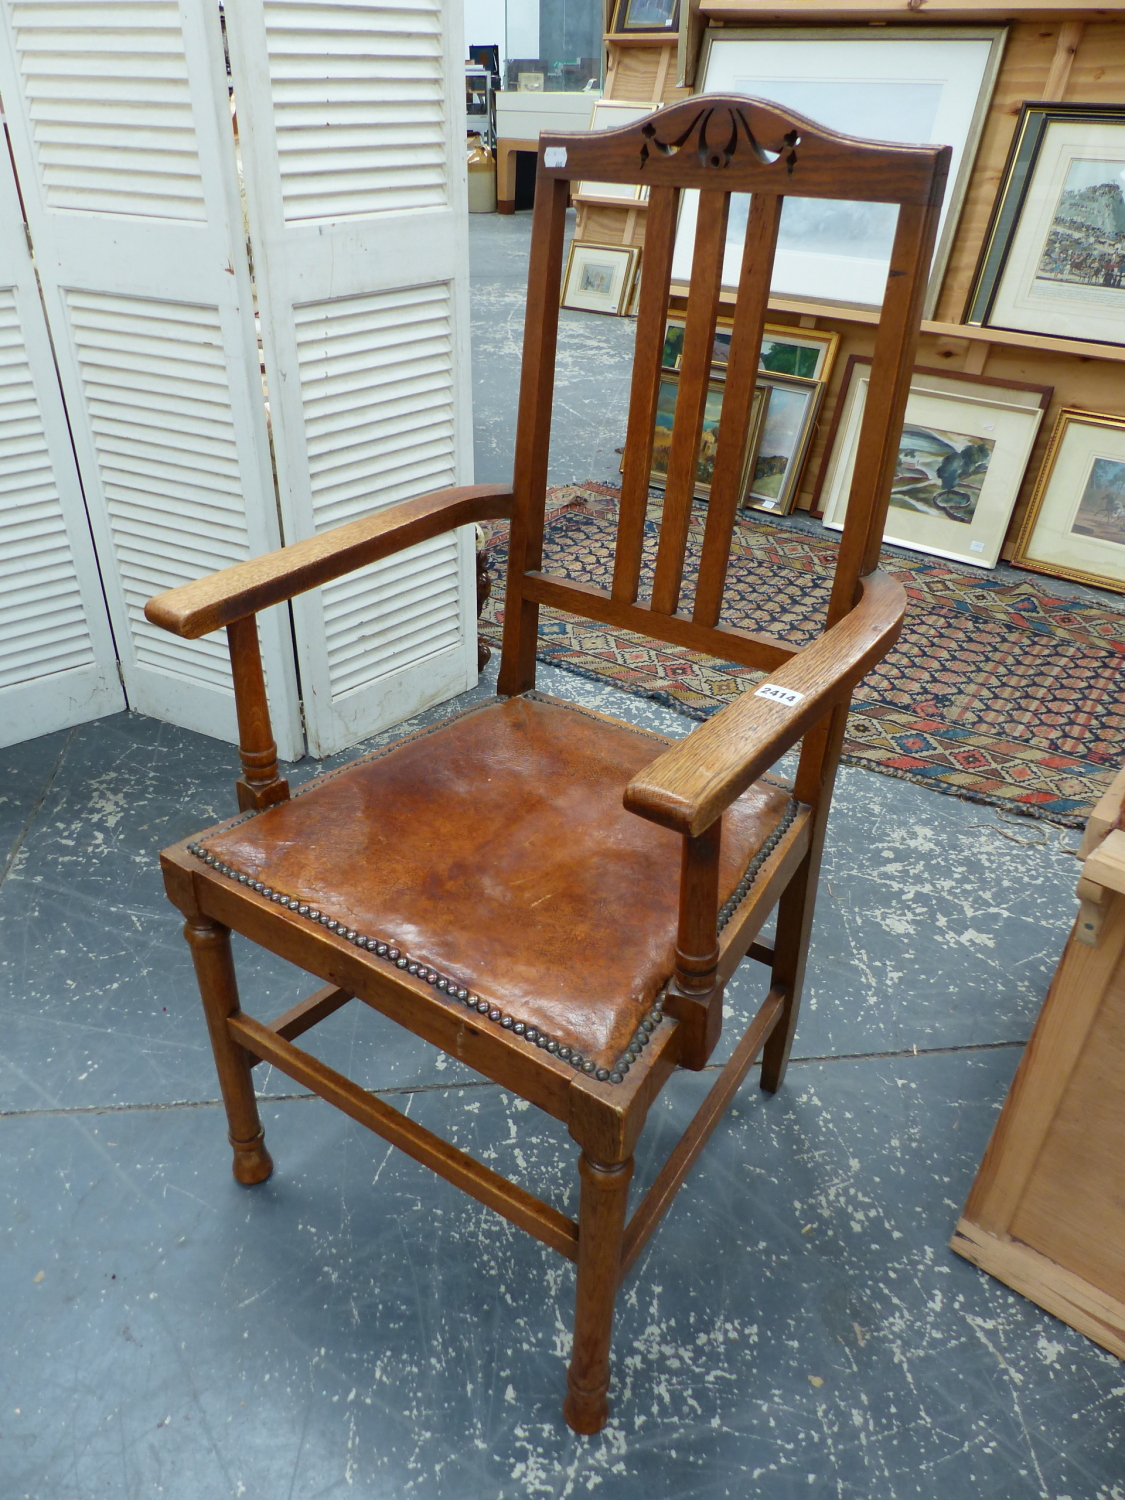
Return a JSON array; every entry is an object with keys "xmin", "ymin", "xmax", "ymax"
[{"xmin": 496, "ymin": 96, "xmax": 950, "ymax": 699}]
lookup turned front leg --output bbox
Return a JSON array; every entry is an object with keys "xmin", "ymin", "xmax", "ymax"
[
  {"xmin": 184, "ymin": 915, "xmax": 273, "ymax": 1185},
  {"xmin": 226, "ymin": 615, "xmax": 289, "ymax": 812},
  {"xmin": 665, "ymin": 820, "xmax": 723, "ymax": 1070},
  {"xmin": 564, "ymin": 1151, "xmax": 633, "ymax": 1434}
]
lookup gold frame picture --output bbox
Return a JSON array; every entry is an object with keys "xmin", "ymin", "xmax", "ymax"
[
  {"xmin": 744, "ymin": 375, "xmax": 824, "ymax": 516},
  {"xmin": 965, "ymin": 103, "xmax": 1125, "ymax": 347},
  {"xmin": 660, "ymin": 317, "xmax": 839, "ymax": 385},
  {"xmin": 560, "ymin": 242, "xmax": 639, "ymax": 317},
  {"xmin": 1013, "ymin": 408, "xmax": 1125, "ymax": 593}
]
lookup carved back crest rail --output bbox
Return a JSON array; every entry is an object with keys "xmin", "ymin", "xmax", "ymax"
[{"xmin": 497, "ymin": 96, "xmax": 950, "ymax": 699}]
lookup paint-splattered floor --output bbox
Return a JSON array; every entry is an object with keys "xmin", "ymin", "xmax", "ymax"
[{"xmin": 2, "ymin": 213, "xmax": 1123, "ymax": 1500}]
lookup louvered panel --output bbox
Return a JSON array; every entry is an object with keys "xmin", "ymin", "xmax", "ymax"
[
  {"xmin": 65, "ymin": 290, "xmax": 249, "ymax": 692},
  {"xmin": 8, "ymin": 0, "xmax": 206, "ymax": 219},
  {"xmin": 292, "ymin": 282, "xmax": 459, "ymax": 696},
  {"xmin": 0, "ymin": 287, "xmax": 97, "ymax": 689},
  {"xmin": 322, "ymin": 539, "xmax": 460, "ymax": 696},
  {"xmin": 264, "ymin": 0, "xmax": 446, "ymax": 222}
]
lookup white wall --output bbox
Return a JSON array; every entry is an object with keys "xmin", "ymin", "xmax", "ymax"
[
  {"xmin": 463, "ymin": 0, "xmax": 512, "ymax": 64},
  {"xmin": 505, "ymin": 0, "xmax": 539, "ymax": 63}
]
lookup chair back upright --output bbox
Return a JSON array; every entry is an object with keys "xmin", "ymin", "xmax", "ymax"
[{"xmin": 496, "ymin": 97, "xmax": 950, "ymax": 699}]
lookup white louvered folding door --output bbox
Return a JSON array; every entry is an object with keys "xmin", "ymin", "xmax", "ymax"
[
  {"xmin": 0, "ymin": 0, "xmax": 303, "ymax": 758},
  {"xmin": 224, "ymin": 0, "xmax": 477, "ymax": 756},
  {"xmin": 0, "ymin": 135, "xmax": 123, "ymax": 745}
]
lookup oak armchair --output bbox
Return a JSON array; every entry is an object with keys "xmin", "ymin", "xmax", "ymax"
[{"xmin": 147, "ymin": 97, "xmax": 948, "ymax": 1433}]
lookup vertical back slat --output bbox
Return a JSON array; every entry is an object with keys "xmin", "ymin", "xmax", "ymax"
[
  {"xmin": 826, "ymin": 199, "xmax": 941, "ymax": 631},
  {"xmin": 496, "ymin": 174, "xmax": 571, "ymax": 697},
  {"xmin": 649, "ymin": 189, "xmax": 729, "ymax": 616},
  {"xmin": 612, "ymin": 185, "xmax": 679, "ymax": 604},
  {"xmin": 692, "ymin": 192, "xmax": 783, "ymax": 628}
]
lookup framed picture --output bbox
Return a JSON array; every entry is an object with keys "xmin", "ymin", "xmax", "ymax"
[
  {"xmin": 661, "ymin": 318, "xmax": 838, "ymax": 383},
  {"xmin": 965, "ymin": 103, "xmax": 1125, "ymax": 347},
  {"xmin": 611, "ymin": 0, "xmax": 680, "ymax": 35},
  {"xmin": 649, "ymin": 374, "xmax": 766, "ymax": 501},
  {"xmin": 744, "ymin": 375, "xmax": 824, "ymax": 515},
  {"xmin": 576, "ymin": 101, "xmax": 659, "ymax": 205},
  {"xmin": 1013, "ymin": 409, "xmax": 1125, "ymax": 593},
  {"xmin": 561, "ymin": 243, "xmax": 639, "ymax": 316},
  {"xmin": 814, "ymin": 358, "xmax": 1052, "ymax": 568},
  {"xmin": 671, "ymin": 28, "xmax": 1006, "ymax": 314}
]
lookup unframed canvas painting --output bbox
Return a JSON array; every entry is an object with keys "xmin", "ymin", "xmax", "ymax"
[
  {"xmin": 890, "ymin": 425, "xmax": 995, "ymax": 525},
  {"xmin": 1036, "ymin": 157, "xmax": 1125, "ymax": 292}
]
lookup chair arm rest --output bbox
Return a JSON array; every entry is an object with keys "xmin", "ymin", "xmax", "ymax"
[
  {"xmin": 144, "ymin": 483, "xmax": 515, "ymax": 639},
  {"xmin": 624, "ymin": 570, "xmax": 906, "ymax": 836}
]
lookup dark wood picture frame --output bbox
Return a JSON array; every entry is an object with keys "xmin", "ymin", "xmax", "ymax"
[
  {"xmin": 610, "ymin": 0, "xmax": 680, "ymax": 35},
  {"xmin": 964, "ymin": 101, "xmax": 1125, "ymax": 333}
]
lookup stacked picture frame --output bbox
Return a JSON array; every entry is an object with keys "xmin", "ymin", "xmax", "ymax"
[
  {"xmin": 571, "ymin": 7, "xmax": 1125, "ymax": 593},
  {"xmin": 652, "ymin": 316, "xmax": 838, "ymax": 514}
]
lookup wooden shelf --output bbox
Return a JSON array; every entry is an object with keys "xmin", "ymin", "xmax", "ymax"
[
  {"xmin": 669, "ymin": 283, "xmax": 1125, "ymax": 363},
  {"xmin": 572, "ymin": 191, "xmax": 650, "ymax": 209},
  {"xmin": 700, "ymin": 1, "xmax": 1124, "ymax": 20},
  {"xmin": 602, "ymin": 31, "xmax": 678, "ymax": 44}
]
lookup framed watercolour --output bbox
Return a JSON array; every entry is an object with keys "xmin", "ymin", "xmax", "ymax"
[
  {"xmin": 660, "ymin": 318, "xmax": 838, "ymax": 383},
  {"xmin": 648, "ymin": 375, "xmax": 765, "ymax": 501},
  {"xmin": 1013, "ymin": 410, "xmax": 1125, "ymax": 593},
  {"xmin": 671, "ymin": 28, "xmax": 1006, "ymax": 314},
  {"xmin": 611, "ymin": 0, "xmax": 679, "ymax": 35},
  {"xmin": 561, "ymin": 243, "xmax": 638, "ymax": 316},
  {"xmin": 575, "ymin": 101, "xmax": 659, "ymax": 204},
  {"xmin": 814, "ymin": 359, "xmax": 1051, "ymax": 568},
  {"xmin": 965, "ymin": 103, "xmax": 1125, "ymax": 347},
  {"xmin": 745, "ymin": 376, "xmax": 824, "ymax": 516}
]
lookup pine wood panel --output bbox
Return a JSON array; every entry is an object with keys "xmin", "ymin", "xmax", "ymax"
[
  {"xmin": 931, "ymin": 22, "xmax": 1062, "ymax": 324},
  {"xmin": 1062, "ymin": 18, "xmax": 1125, "ymax": 98},
  {"xmin": 954, "ymin": 787, "xmax": 1125, "ymax": 1361},
  {"xmin": 1008, "ymin": 956, "xmax": 1125, "ymax": 1304}
]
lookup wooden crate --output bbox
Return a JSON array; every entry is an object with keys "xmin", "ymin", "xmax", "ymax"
[{"xmin": 950, "ymin": 768, "xmax": 1125, "ymax": 1362}]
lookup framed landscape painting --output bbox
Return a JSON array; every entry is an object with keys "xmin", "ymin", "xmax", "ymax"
[
  {"xmin": 966, "ymin": 103, "xmax": 1125, "ymax": 346},
  {"xmin": 744, "ymin": 375, "xmax": 823, "ymax": 515},
  {"xmin": 648, "ymin": 375, "xmax": 765, "ymax": 501},
  {"xmin": 660, "ymin": 317, "xmax": 838, "ymax": 383},
  {"xmin": 1014, "ymin": 409, "xmax": 1125, "ymax": 592},
  {"xmin": 815, "ymin": 359, "xmax": 1051, "ymax": 568},
  {"xmin": 671, "ymin": 28, "xmax": 1006, "ymax": 313}
]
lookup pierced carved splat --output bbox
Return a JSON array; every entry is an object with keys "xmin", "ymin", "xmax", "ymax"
[{"xmin": 640, "ymin": 105, "xmax": 801, "ymax": 176}]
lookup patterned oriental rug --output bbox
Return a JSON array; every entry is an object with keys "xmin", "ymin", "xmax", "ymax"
[{"xmin": 479, "ymin": 484, "xmax": 1125, "ymax": 827}]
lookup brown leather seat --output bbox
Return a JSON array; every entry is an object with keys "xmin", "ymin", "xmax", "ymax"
[{"xmin": 198, "ymin": 693, "xmax": 794, "ymax": 1077}]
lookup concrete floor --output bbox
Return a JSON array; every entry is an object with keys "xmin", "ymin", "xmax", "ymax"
[{"xmin": 3, "ymin": 212, "xmax": 1124, "ymax": 1499}]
